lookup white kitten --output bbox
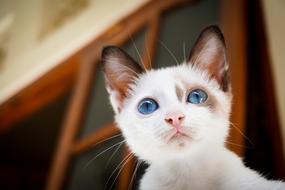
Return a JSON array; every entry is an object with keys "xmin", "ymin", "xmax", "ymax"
[{"xmin": 102, "ymin": 26, "xmax": 285, "ymax": 190}]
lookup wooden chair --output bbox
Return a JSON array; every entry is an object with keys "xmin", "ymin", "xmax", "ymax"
[{"xmin": 45, "ymin": 0, "xmax": 249, "ymax": 189}]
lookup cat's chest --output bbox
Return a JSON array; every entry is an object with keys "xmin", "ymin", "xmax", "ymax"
[{"xmin": 140, "ymin": 163, "xmax": 220, "ymax": 190}]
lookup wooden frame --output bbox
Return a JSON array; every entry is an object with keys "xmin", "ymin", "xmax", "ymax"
[
  {"xmin": 45, "ymin": 1, "xmax": 194, "ymax": 190},
  {"xmin": 0, "ymin": 0, "xmax": 189, "ymax": 133},
  {"xmin": 0, "ymin": 0, "xmax": 251, "ymax": 189},
  {"xmin": 220, "ymin": 0, "xmax": 247, "ymax": 156}
]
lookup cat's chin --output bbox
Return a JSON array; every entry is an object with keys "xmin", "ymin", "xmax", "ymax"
[{"xmin": 165, "ymin": 129, "xmax": 194, "ymax": 149}]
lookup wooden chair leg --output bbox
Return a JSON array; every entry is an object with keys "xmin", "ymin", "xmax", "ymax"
[
  {"xmin": 45, "ymin": 56, "xmax": 96, "ymax": 190},
  {"xmin": 118, "ymin": 146, "xmax": 136, "ymax": 190},
  {"xmin": 72, "ymin": 123, "xmax": 120, "ymax": 156}
]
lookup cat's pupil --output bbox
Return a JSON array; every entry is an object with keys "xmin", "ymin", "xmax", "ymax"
[
  {"xmin": 187, "ymin": 89, "xmax": 208, "ymax": 104},
  {"xmin": 138, "ymin": 98, "xmax": 158, "ymax": 115}
]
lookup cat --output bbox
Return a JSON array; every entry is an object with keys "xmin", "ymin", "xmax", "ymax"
[{"xmin": 101, "ymin": 25, "xmax": 285, "ymax": 190}]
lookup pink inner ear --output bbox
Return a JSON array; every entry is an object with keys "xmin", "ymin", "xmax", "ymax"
[
  {"xmin": 104, "ymin": 68, "xmax": 135, "ymax": 111},
  {"xmin": 188, "ymin": 27, "xmax": 229, "ymax": 91},
  {"xmin": 102, "ymin": 46, "xmax": 144, "ymax": 110}
]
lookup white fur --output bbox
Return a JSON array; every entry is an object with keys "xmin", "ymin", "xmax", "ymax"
[{"xmin": 108, "ymin": 64, "xmax": 285, "ymax": 190}]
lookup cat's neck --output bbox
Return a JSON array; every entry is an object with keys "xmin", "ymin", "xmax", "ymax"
[{"xmin": 151, "ymin": 143, "xmax": 226, "ymax": 171}]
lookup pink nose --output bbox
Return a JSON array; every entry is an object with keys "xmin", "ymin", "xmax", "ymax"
[{"xmin": 165, "ymin": 112, "xmax": 185, "ymax": 127}]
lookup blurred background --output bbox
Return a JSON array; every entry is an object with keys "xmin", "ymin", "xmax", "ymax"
[{"xmin": 0, "ymin": 0, "xmax": 284, "ymax": 189}]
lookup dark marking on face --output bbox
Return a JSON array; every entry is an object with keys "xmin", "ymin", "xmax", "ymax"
[
  {"xmin": 179, "ymin": 80, "xmax": 220, "ymax": 113},
  {"xmin": 175, "ymin": 84, "xmax": 184, "ymax": 102}
]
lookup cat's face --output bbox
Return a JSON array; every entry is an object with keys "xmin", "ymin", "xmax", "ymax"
[{"xmin": 102, "ymin": 26, "xmax": 232, "ymax": 162}]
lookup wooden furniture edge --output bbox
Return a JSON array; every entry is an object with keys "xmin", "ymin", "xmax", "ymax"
[
  {"xmin": 45, "ymin": 1, "xmax": 194, "ymax": 190},
  {"xmin": 220, "ymin": 0, "xmax": 247, "ymax": 156},
  {"xmin": 0, "ymin": 0, "xmax": 191, "ymax": 133},
  {"xmin": 72, "ymin": 123, "xmax": 120, "ymax": 155}
]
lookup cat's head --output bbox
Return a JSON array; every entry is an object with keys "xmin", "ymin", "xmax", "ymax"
[{"xmin": 102, "ymin": 26, "xmax": 232, "ymax": 162}]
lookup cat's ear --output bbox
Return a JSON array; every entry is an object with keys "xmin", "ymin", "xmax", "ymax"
[
  {"xmin": 102, "ymin": 46, "xmax": 144, "ymax": 113},
  {"xmin": 188, "ymin": 25, "xmax": 230, "ymax": 92}
]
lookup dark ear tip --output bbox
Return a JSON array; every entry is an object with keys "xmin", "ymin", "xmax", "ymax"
[
  {"xmin": 202, "ymin": 25, "xmax": 225, "ymax": 43},
  {"xmin": 102, "ymin": 46, "xmax": 120, "ymax": 58},
  {"xmin": 203, "ymin": 25, "xmax": 222, "ymax": 33}
]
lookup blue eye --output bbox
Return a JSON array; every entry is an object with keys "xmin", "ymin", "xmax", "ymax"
[
  {"xmin": 187, "ymin": 89, "xmax": 208, "ymax": 104},
  {"xmin": 138, "ymin": 98, "xmax": 159, "ymax": 115}
]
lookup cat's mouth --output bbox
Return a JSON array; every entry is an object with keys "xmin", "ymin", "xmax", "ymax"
[{"xmin": 165, "ymin": 129, "xmax": 192, "ymax": 144}]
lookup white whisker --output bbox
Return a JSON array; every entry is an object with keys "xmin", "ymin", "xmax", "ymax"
[
  {"xmin": 129, "ymin": 35, "xmax": 147, "ymax": 71},
  {"xmin": 183, "ymin": 41, "xmax": 187, "ymax": 62},
  {"xmin": 158, "ymin": 40, "xmax": 179, "ymax": 65},
  {"xmin": 108, "ymin": 153, "xmax": 134, "ymax": 190},
  {"xmin": 230, "ymin": 122, "xmax": 254, "ymax": 147},
  {"xmin": 84, "ymin": 140, "xmax": 125, "ymax": 169},
  {"xmin": 144, "ymin": 33, "xmax": 152, "ymax": 69},
  {"xmin": 104, "ymin": 152, "xmax": 133, "ymax": 190},
  {"xmin": 92, "ymin": 133, "xmax": 122, "ymax": 148},
  {"xmin": 128, "ymin": 160, "xmax": 141, "ymax": 190},
  {"xmin": 225, "ymin": 140, "xmax": 251, "ymax": 149},
  {"xmin": 105, "ymin": 140, "xmax": 125, "ymax": 168}
]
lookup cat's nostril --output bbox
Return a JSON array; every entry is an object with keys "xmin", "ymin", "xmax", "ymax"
[
  {"xmin": 165, "ymin": 114, "xmax": 185, "ymax": 126},
  {"xmin": 178, "ymin": 116, "xmax": 184, "ymax": 121},
  {"xmin": 165, "ymin": 118, "xmax": 174, "ymax": 124}
]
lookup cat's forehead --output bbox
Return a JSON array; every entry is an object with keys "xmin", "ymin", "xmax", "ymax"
[{"xmin": 135, "ymin": 64, "xmax": 214, "ymax": 92}]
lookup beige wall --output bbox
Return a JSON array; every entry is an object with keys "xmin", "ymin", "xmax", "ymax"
[
  {"xmin": 0, "ymin": 0, "xmax": 148, "ymax": 103},
  {"xmin": 262, "ymin": 0, "xmax": 285, "ymax": 154}
]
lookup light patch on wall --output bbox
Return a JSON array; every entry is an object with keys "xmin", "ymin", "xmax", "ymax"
[
  {"xmin": 39, "ymin": 0, "xmax": 89, "ymax": 39},
  {"xmin": 0, "ymin": 13, "xmax": 14, "ymax": 72}
]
